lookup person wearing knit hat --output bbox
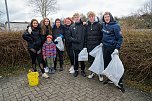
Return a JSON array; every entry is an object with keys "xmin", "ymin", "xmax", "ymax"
[{"xmin": 42, "ymin": 35, "xmax": 57, "ymax": 74}]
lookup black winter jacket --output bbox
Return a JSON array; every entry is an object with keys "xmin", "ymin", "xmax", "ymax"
[
  {"xmin": 85, "ymin": 17, "xmax": 103, "ymax": 52},
  {"xmin": 52, "ymin": 25, "xmax": 65, "ymax": 41},
  {"xmin": 64, "ymin": 25, "xmax": 72, "ymax": 47},
  {"xmin": 69, "ymin": 21, "xmax": 86, "ymax": 50},
  {"xmin": 22, "ymin": 28, "xmax": 42, "ymax": 51}
]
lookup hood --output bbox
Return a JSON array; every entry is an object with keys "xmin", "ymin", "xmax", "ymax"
[
  {"xmin": 53, "ymin": 19, "xmax": 64, "ymax": 29},
  {"xmin": 102, "ymin": 12, "xmax": 115, "ymax": 24},
  {"xmin": 75, "ymin": 19, "xmax": 83, "ymax": 25}
]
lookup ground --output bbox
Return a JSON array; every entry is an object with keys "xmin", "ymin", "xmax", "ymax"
[{"xmin": 0, "ymin": 66, "xmax": 151, "ymax": 101}]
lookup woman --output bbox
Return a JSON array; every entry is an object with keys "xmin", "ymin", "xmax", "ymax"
[
  {"xmin": 52, "ymin": 18, "xmax": 65, "ymax": 71},
  {"xmin": 64, "ymin": 17, "xmax": 74, "ymax": 73},
  {"xmin": 22, "ymin": 19, "xmax": 49, "ymax": 78},
  {"xmin": 40, "ymin": 18, "xmax": 52, "ymax": 44},
  {"xmin": 102, "ymin": 12, "xmax": 125, "ymax": 92},
  {"xmin": 40, "ymin": 18, "xmax": 53, "ymax": 73}
]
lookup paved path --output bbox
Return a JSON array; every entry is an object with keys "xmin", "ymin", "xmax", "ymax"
[{"xmin": 0, "ymin": 66, "xmax": 151, "ymax": 101}]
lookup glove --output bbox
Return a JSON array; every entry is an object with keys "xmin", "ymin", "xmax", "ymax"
[
  {"xmin": 28, "ymin": 27, "xmax": 32, "ymax": 34},
  {"xmin": 113, "ymin": 49, "xmax": 119, "ymax": 54},
  {"xmin": 99, "ymin": 43, "xmax": 103, "ymax": 46},
  {"xmin": 83, "ymin": 48, "xmax": 87, "ymax": 51},
  {"xmin": 59, "ymin": 34, "xmax": 64, "ymax": 38},
  {"xmin": 54, "ymin": 41, "xmax": 58, "ymax": 44}
]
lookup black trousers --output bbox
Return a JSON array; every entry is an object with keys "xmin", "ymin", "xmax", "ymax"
[
  {"xmin": 54, "ymin": 48, "xmax": 64, "ymax": 68},
  {"xmin": 66, "ymin": 45, "xmax": 74, "ymax": 66},
  {"xmin": 103, "ymin": 46, "xmax": 115, "ymax": 69},
  {"xmin": 73, "ymin": 50, "xmax": 85, "ymax": 71},
  {"xmin": 88, "ymin": 55, "xmax": 95, "ymax": 66},
  {"xmin": 29, "ymin": 50, "xmax": 45, "ymax": 73},
  {"xmin": 103, "ymin": 46, "xmax": 123, "ymax": 83}
]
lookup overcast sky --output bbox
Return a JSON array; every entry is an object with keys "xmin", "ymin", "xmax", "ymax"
[{"xmin": 0, "ymin": 0, "xmax": 149, "ymax": 23}]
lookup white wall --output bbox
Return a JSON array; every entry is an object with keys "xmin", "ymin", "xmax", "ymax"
[{"xmin": 5, "ymin": 22, "xmax": 29, "ymax": 31}]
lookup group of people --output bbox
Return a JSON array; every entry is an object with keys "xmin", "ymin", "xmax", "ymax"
[{"xmin": 22, "ymin": 11, "xmax": 125, "ymax": 92}]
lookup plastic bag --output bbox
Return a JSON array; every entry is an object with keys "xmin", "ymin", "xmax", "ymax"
[
  {"xmin": 55, "ymin": 37, "xmax": 64, "ymax": 51},
  {"xmin": 89, "ymin": 43, "xmax": 103, "ymax": 57},
  {"xmin": 102, "ymin": 51, "xmax": 124, "ymax": 86},
  {"xmin": 88, "ymin": 45, "xmax": 104, "ymax": 74},
  {"xmin": 78, "ymin": 48, "xmax": 88, "ymax": 61}
]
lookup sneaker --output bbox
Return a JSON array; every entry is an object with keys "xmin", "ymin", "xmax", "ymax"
[
  {"xmin": 44, "ymin": 67, "xmax": 49, "ymax": 73},
  {"xmin": 73, "ymin": 71, "xmax": 78, "ymax": 77},
  {"xmin": 81, "ymin": 71, "xmax": 86, "ymax": 77},
  {"xmin": 69, "ymin": 69, "xmax": 75, "ymax": 74},
  {"xmin": 108, "ymin": 81, "xmax": 114, "ymax": 84},
  {"xmin": 60, "ymin": 66, "xmax": 63, "ymax": 71},
  {"xmin": 88, "ymin": 73, "xmax": 95, "ymax": 79},
  {"xmin": 103, "ymin": 79, "xmax": 110, "ymax": 84},
  {"xmin": 118, "ymin": 83, "xmax": 125, "ymax": 93},
  {"xmin": 69, "ymin": 66, "xmax": 74, "ymax": 72},
  {"xmin": 48, "ymin": 68, "xmax": 52, "ymax": 74},
  {"xmin": 98, "ymin": 75, "xmax": 103, "ymax": 82},
  {"xmin": 42, "ymin": 73, "xmax": 49, "ymax": 78},
  {"xmin": 51, "ymin": 68, "xmax": 56, "ymax": 74}
]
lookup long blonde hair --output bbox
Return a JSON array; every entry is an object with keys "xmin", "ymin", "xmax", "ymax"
[{"xmin": 41, "ymin": 18, "xmax": 52, "ymax": 35}]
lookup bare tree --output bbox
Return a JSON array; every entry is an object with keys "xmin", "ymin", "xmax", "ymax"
[
  {"xmin": 29, "ymin": 0, "xmax": 58, "ymax": 18},
  {"xmin": 137, "ymin": 0, "xmax": 152, "ymax": 15}
]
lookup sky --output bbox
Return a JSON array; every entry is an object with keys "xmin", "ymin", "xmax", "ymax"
[{"xmin": 0, "ymin": 0, "xmax": 149, "ymax": 23}]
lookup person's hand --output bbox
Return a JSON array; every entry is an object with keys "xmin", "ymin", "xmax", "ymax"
[
  {"xmin": 30, "ymin": 48, "xmax": 36, "ymax": 53},
  {"xmin": 99, "ymin": 43, "xmax": 103, "ymax": 46},
  {"xmin": 59, "ymin": 34, "xmax": 64, "ymax": 38},
  {"xmin": 28, "ymin": 27, "xmax": 32, "ymax": 34},
  {"xmin": 43, "ymin": 56, "xmax": 46, "ymax": 60},
  {"xmin": 113, "ymin": 49, "xmax": 119, "ymax": 54},
  {"xmin": 83, "ymin": 22, "xmax": 87, "ymax": 25},
  {"xmin": 37, "ymin": 49, "xmax": 41, "ymax": 54},
  {"xmin": 54, "ymin": 41, "xmax": 58, "ymax": 44},
  {"xmin": 83, "ymin": 48, "xmax": 87, "ymax": 50}
]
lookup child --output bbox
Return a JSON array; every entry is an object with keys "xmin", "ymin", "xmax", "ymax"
[{"xmin": 42, "ymin": 35, "xmax": 56, "ymax": 74}]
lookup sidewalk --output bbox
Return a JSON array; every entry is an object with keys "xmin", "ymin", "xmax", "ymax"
[{"xmin": 0, "ymin": 66, "xmax": 151, "ymax": 101}]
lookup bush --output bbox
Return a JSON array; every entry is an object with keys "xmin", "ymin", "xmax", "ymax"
[
  {"xmin": 0, "ymin": 31, "xmax": 30, "ymax": 76},
  {"xmin": 0, "ymin": 31, "xmax": 151, "ymax": 92},
  {"xmin": 120, "ymin": 29, "xmax": 152, "ymax": 92}
]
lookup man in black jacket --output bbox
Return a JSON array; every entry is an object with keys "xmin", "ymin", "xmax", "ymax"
[
  {"xmin": 69, "ymin": 13, "xmax": 86, "ymax": 77},
  {"xmin": 85, "ymin": 11, "xmax": 103, "ymax": 81}
]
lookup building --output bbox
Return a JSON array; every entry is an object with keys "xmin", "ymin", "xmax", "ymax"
[{"xmin": 5, "ymin": 21, "xmax": 30, "ymax": 31}]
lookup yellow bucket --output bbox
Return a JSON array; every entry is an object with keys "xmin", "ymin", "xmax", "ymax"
[{"xmin": 27, "ymin": 71, "xmax": 39, "ymax": 86}]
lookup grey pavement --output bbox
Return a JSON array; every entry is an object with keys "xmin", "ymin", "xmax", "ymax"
[{"xmin": 0, "ymin": 65, "xmax": 151, "ymax": 101}]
